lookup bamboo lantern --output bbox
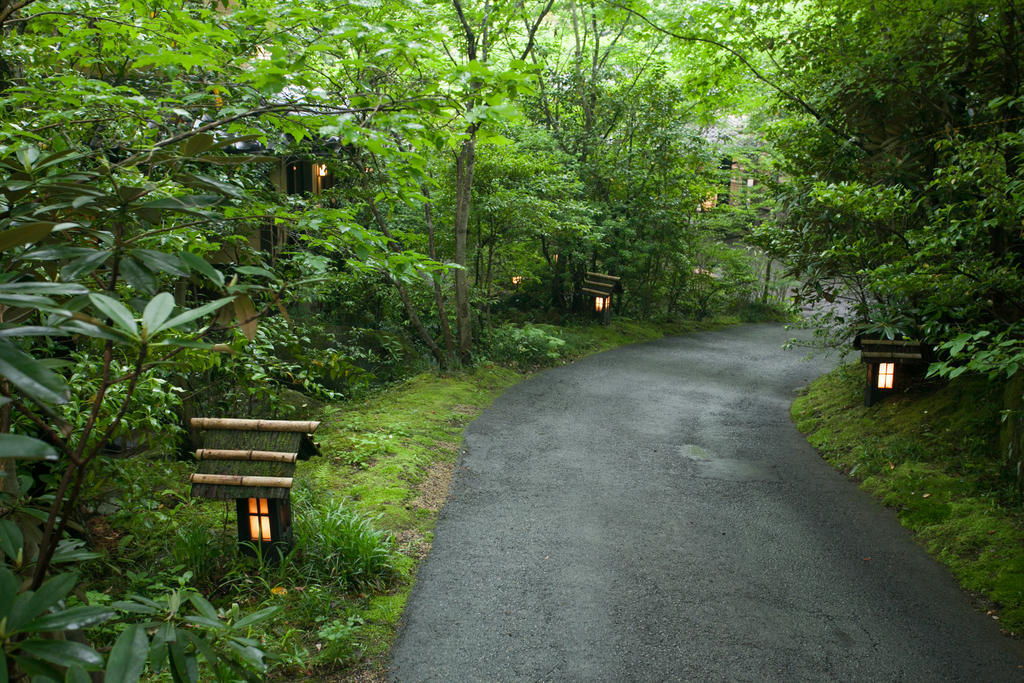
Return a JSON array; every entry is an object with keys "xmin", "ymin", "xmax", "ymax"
[
  {"xmin": 582, "ymin": 272, "xmax": 619, "ymax": 325},
  {"xmin": 857, "ymin": 339, "xmax": 927, "ymax": 407},
  {"xmin": 189, "ymin": 418, "xmax": 320, "ymax": 558}
]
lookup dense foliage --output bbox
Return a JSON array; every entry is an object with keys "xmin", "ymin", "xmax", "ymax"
[
  {"xmin": 2, "ymin": 0, "xmax": 1020, "ymax": 675},
  {"xmin": 0, "ymin": 0, "xmax": 781, "ymax": 677}
]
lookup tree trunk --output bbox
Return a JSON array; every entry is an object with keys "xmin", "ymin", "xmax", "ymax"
[
  {"xmin": 367, "ymin": 200, "xmax": 449, "ymax": 367},
  {"xmin": 422, "ymin": 185, "xmax": 457, "ymax": 366},
  {"xmin": 454, "ymin": 133, "xmax": 477, "ymax": 363}
]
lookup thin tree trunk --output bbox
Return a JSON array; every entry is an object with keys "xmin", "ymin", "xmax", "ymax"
[
  {"xmin": 367, "ymin": 201, "xmax": 448, "ymax": 367},
  {"xmin": 422, "ymin": 185, "xmax": 457, "ymax": 365},
  {"xmin": 454, "ymin": 134, "xmax": 476, "ymax": 363}
]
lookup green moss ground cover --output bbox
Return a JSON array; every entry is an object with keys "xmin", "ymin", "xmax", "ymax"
[{"xmin": 793, "ymin": 363, "xmax": 1024, "ymax": 633}]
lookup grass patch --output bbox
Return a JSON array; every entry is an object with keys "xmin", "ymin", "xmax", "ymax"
[{"xmin": 793, "ymin": 363, "xmax": 1024, "ymax": 633}]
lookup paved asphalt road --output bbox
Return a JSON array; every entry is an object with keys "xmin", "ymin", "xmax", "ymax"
[{"xmin": 389, "ymin": 324, "xmax": 1024, "ymax": 681}]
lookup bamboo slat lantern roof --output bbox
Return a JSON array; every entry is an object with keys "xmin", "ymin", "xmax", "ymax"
[
  {"xmin": 189, "ymin": 418, "xmax": 321, "ymax": 501},
  {"xmin": 582, "ymin": 271, "xmax": 619, "ymax": 300}
]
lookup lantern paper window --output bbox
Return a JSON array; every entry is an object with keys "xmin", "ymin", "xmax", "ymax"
[
  {"xmin": 877, "ymin": 362, "xmax": 895, "ymax": 390},
  {"xmin": 595, "ymin": 296, "xmax": 608, "ymax": 312},
  {"xmin": 248, "ymin": 498, "xmax": 272, "ymax": 541}
]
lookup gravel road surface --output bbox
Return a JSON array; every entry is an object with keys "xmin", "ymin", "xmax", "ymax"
[{"xmin": 390, "ymin": 324, "xmax": 1024, "ymax": 681}]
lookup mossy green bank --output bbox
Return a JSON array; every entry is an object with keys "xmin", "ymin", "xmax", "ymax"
[{"xmin": 793, "ymin": 363, "xmax": 1024, "ymax": 633}]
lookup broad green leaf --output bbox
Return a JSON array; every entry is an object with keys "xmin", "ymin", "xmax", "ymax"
[
  {"xmin": 0, "ymin": 339, "xmax": 69, "ymax": 406},
  {"xmin": 65, "ymin": 663, "xmax": 91, "ymax": 683},
  {"xmin": 20, "ymin": 246, "xmax": 95, "ymax": 261},
  {"xmin": 131, "ymin": 249, "xmax": 189, "ymax": 277},
  {"xmin": 50, "ymin": 540, "xmax": 100, "ymax": 564},
  {"xmin": 134, "ymin": 194, "xmax": 221, "ymax": 212},
  {"xmin": 119, "ymin": 257, "xmax": 156, "ymax": 295},
  {"xmin": 0, "ymin": 434, "xmax": 57, "ymax": 461},
  {"xmin": 0, "ymin": 293, "xmax": 57, "ymax": 308},
  {"xmin": 105, "ymin": 624, "xmax": 149, "ymax": 683},
  {"xmin": 181, "ymin": 615, "xmax": 224, "ymax": 630},
  {"xmin": 0, "ymin": 520, "xmax": 23, "ymax": 559},
  {"xmin": 10, "ymin": 572, "xmax": 79, "ymax": 631},
  {"xmin": 0, "ymin": 325, "xmax": 66, "ymax": 337},
  {"xmin": 183, "ymin": 133, "xmax": 217, "ymax": 156},
  {"xmin": 186, "ymin": 593, "xmax": 220, "ymax": 623},
  {"xmin": 0, "ymin": 282, "xmax": 88, "ymax": 296},
  {"xmin": 226, "ymin": 640, "xmax": 266, "ymax": 672},
  {"xmin": 17, "ymin": 640, "xmax": 104, "ymax": 669},
  {"xmin": 25, "ymin": 605, "xmax": 114, "ymax": 632},
  {"xmin": 0, "ymin": 647, "xmax": 8, "ymax": 683},
  {"xmin": 179, "ymin": 252, "xmax": 224, "ymax": 287},
  {"xmin": 157, "ymin": 297, "xmax": 234, "ymax": 334},
  {"xmin": 234, "ymin": 265, "xmax": 277, "ymax": 279},
  {"xmin": 60, "ymin": 318, "xmax": 134, "ymax": 343},
  {"xmin": 175, "ymin": 173, "xmax": 245, "ymax": 200},
  {"xmin": 88, "ymin": 293, "xmax": 138, "ymax": 337},
  {"xmin": 61, "ymin": 251, "xmax": 111, "ymax": 281},
  {"xmin": 167, "ymin": 637, "xmax": 198, "ymax": 683},
  {"xmin": 142, "ymin": 293, "xmax": 175, "ymax": 338},
  {"xmin": 0, "ymin": 223, "xmax": 54, "ymax": 251},
  {"xmin": 231, "ymin": 604, "xmax": 279, "ymax": 630},
  {"xmin": 0, "ymin": 566, "xmax": 19, "ymax": 617},
  {"xmin": 15, "ymin": 147, "xmax": 40, "ymax": 169},
  {"xmin": 178, "ymin": 630, "xmax": 218, "ymax": 669}
]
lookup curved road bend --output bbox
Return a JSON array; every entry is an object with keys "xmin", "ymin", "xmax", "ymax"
[{"xmin": 389, "ymin": 324, "xmax": 1024, "ymax": 681}]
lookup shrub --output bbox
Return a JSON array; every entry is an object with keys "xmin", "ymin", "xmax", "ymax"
[
  {"xmin": 483, "ymin": 323, "xmax": 567, "ymax": 369},
  {"xmin": 293, "ymin": 499, "xmax": 395, "ymax": 591}
]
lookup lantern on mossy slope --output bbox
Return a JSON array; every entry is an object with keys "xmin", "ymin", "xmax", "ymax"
[
  {"xmin": 594, "ymin": 296, "xmax": 609, "ymax": 313},
  {"xmin": 189, "ymin": 418, "xmax": 320, "ymax": 558},
  {"xmin": 856, "ymin": 338, "xmax": 927, "ymax": 407}
]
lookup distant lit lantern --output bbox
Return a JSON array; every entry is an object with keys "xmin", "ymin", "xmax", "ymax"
[
  {"xmin": 583, "ymin": 272, "xmax": 618, "ymax": 325},
  {"xmin": 512, "ymin": 276, "xmax": 523, "ymax": 285},
  {"xmin": 877, "ymin": 362, "xmax": 895, "ymax": 390},
  {"xmin": 317, "ymin": 164, "xmax": 328, "ymax": 177}
]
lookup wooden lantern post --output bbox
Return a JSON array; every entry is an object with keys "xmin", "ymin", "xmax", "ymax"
[
  {"xmin": 189, "ymin": 418, "xmax": 320, "ymax": 558},
  {"xmin": 583, "ymin": 272, "xmax": 619, "ymax": 325},
  {"xmin": 857, "ymin": 339, "xmax": 927, "ymax": 406}
]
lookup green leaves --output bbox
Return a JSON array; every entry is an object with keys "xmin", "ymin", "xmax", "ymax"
[
  {"xmin": 105, "ymin": 625, "xmax": 148, "ymax": 683},
  {"xmin": 142, "ymin": 293, "xmax": 176, "ymax": 337},
  {"xmin": 88, "ymin": 293, "xmax": 138, "ymax": 337},
  {"xmin": 0, "ymin": 339, "xmax": 69, "ymax": 407},
  {"xmin": 0, "ymin": 434, "xmax": 57, "ymax": 461},
  {"xmin": 0, "ymin": 567, "xmax": 113, "ymax": 680}
]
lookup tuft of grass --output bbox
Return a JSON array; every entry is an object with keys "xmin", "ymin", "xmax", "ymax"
[{"xmin": 793, "ymin": 363, "xmax": 1024, "ymax": 632}]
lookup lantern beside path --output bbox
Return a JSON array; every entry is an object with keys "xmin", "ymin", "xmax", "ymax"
[
  {"xmin": 189, "ymin": 418, "xmax": 321, "ymax": 557},
  {"xmin": 856, "ymin": 338, "xmax": 928, "ymax": 407},
  {"xmin": 582, "ymin": 272, "xmax": 619, "ymax": 325}
]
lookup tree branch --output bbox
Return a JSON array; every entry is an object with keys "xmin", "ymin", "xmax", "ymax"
[{"xmin": 603, "ymin": 0, "xmax": 867, "ymax": 153}]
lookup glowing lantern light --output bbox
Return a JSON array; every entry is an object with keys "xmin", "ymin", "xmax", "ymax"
[
  {"xmin": 248, "ymin": 498, "xmax": 272, "ymax": 541},
  {"xmin": 877, "ymin": 362, "xmax": 895, "ymax": 390},
  {"xmin": 317, "ymin": 164, "xmax": 328, "ymax": 177},
  {"xmin": 595, "ymin": 296, "xmax": 609, "ymax": 313},
  {"xmin": 512, "ymin": 276, "xmax": 523, "ymax": 285}
]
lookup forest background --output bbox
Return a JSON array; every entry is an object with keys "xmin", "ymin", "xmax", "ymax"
[{"xmin": 0, "ymin": 0, "xmax": 1022, "ymax": 679}]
